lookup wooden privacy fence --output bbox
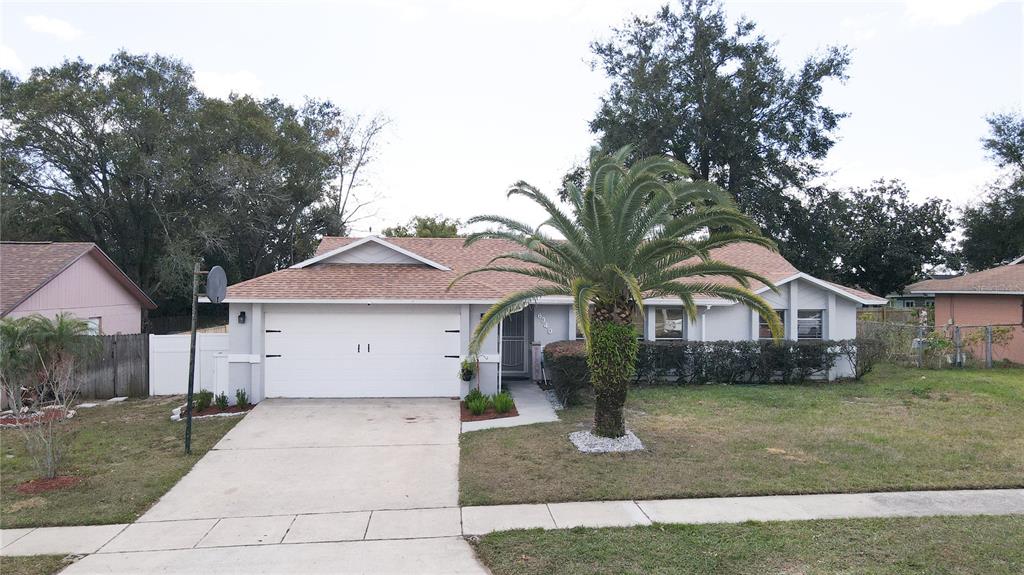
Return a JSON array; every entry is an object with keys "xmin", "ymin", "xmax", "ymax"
[{"xmin": 76, "ymin": 334, "xmax": 149, "ymax": 399}]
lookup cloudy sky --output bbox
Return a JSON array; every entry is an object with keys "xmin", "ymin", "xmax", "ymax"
[{"xmin": 1, "ymin": 0, "xmax": 1021, "ymax": 233}]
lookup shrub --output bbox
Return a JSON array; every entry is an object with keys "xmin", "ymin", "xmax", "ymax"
[
  {"xmin": 215, "ymin": 392, "xmax": 229, "ymax": 411},
  {"xmin": 543, "ymin": 340, "xmax": 589, "ymax": 406},
  {"xmin": 836, "ymin": 337, "xmax": 884, "ymax": 380},
  {"xmin": 194, "ymin": 389, "xmax": 214, "ymax": 412},
  {"xmin": 235, "ymin": 388, "xmax": 249, "ymax": 408},
  {"xmin": 466, "ymin": 394, "xmax": 490, "ymax": 415},
  {"xmin": 492, "ymin": 392, "xmax": 514, "ymax": 414},
  {"xmin": 544, "ymin": 338, "xmax": 859, "ymax": 393},
  {"xmin": 465, "ymin": 387, "xmax": 485, "ymax": 404}
]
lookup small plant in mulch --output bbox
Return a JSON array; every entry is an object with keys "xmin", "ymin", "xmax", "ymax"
[
  {"xmin": 460, "ymin": 389, "xmax": 519, "ymax": 422},
  {"xmin": 178, "ymin": 388, "xmax": 255, "ymax": 419},
  {"xmin": 193, "ymin": 389, "xmax": 214, "ymax": 412}
]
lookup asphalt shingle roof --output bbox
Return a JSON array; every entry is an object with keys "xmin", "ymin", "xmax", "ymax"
[
  {"xmin": 908, "ymin": 262, "xmax": 1024, "ymax": 294},
  {"xmin": 227, "ymin": 236, "xmax": 882, "ymax": 304}
]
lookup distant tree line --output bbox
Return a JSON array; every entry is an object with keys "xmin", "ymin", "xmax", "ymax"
[{"xmin": 1, "ymin": 52, "xmax": 387, "ymax": 314}]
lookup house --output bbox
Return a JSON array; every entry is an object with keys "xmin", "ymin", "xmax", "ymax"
[
  {"xmin": 887, "ymin": 273, "xmax": 958, "ymax": 310},
  {"xmin": 0, "ymin": 242, "xmax": 156, "ymax": 334},
  {"xmin": 219, "ymin": 236, "xmax": 886, "ymax": 403},
  {"xmin": 908, "ymin": 257, "xmax": 1024, "ymax": 364}
]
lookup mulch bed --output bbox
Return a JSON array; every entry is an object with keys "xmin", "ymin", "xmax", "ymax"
[
  {"xmin": 461, "ymin": 402, "xmax": 519, "ymax": 422},
  {"xmin": 15, "ymin": 475, "xmax": 84, "ymax": 495},
  {"xmin": 187, "ymin": 404, "xmax": 255, "ymax": 417},
  {"xmin": 0, "ymin": 407, "xmax": 73, "ymax": 428}
]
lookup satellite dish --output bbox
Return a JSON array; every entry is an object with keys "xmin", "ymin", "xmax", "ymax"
[{"xmin": 206, "ymin": 266, "xmax": 227, "ymax": 304}]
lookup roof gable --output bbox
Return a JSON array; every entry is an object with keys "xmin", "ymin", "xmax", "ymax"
[
  {"xmin": 1, "ymin": 242, "xmax": 156, "ymax": 315},
  {"xmin": 292, "ymin": 236, "xmax": 450, "ymax": 271}
]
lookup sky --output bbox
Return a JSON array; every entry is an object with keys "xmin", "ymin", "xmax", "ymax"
[{"xmin": 1, "ymin": 0, "xmax": 1021, "ymax": 234}]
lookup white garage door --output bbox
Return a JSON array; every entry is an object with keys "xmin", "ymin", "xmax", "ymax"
[{"xmin": 264, "ymin": 304, "xmax": 461, "ymax": 398}]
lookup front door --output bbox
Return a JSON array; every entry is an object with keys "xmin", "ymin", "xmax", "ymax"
[{"xmin": 500, "ymin": 309, "xmax": 528, "ymax": 375}]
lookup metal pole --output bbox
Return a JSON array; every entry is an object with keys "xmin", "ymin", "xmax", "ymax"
[
  {"xmin": 184, "ymin": 262, "xmax": 200, "ymax": 454},
  {"xmin": 954, "ymin": 326, "xmax": 962, "ymax": 368},
  {"xmin": 985, "ymin": 326, "xmax": 993, "ymax": 368}
]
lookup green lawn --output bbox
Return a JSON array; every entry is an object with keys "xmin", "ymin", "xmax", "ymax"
[
  {"xmin": 1, "ymin": 396, "xmax": 241, "ymax": 528},
  {"xmin": 474, "ymin": 515, "xmax": 1024, "ymax": 575},
  {"xmin": 461, "ymin": 365, "xmax": 1024, "ymax": 505},
  {"xmin": 0, "ymin": 555, "xmax": 76, "ymax": 575}
]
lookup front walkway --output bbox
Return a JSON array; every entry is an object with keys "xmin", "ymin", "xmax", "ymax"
[{"xmin": 461, "ymin": 379, "xmax": 559, "ymax": 432}]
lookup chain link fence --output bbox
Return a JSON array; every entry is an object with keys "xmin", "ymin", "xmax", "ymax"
[{"xmin": 858, "ymin": 319, "xmax": 1018, "ymax": 369}]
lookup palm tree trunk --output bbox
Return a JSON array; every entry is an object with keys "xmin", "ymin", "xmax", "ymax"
[{"xmin": 588, "ymin": 302, "xmax": 639, "ymax": 438}]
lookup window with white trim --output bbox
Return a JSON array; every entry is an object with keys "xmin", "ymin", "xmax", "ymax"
[
  {"xmin": 654, "ymin": 307, "xmax": 684, "ymax": 340},
  {"xmin": 797, "ymin": 310, "xmax": 824, "ymax": 340},
  {"xmin": 758, "ymin": 310, "xmax": 784, "ymax": 340},
  {"xmin": 85, "ymin": 317, "xmax": 101, "ymax": 335}
]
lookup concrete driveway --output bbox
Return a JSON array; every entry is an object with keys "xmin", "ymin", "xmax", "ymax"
[
  {"xmin": 64, "ymin": 398, "xmax": 485, "ymax": 574},
  {"xmin": 142, "ymin": 398, "xmax": 460, "ymax": 520}
]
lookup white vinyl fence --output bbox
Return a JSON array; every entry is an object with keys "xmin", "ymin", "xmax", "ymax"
[{"xmin": 148, "ymin": 334, "xmax": 229, "ymax": 397}]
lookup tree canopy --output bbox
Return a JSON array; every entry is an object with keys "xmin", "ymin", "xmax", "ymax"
[
  {"xmin": 589, "ymin": 0, "xmax": 849, "ymax": 237},
  {"xmin": 0, "ymin": 52, "xmax": 383, "ymax": 314},
  {"xmin": 784, "ymin": 181, "xmax": 953, "ymax": 296},
  {"xmin": 381, "ymin": 215, "xmax": 461, "ymax": 238},
  {"xmin": 956, "ymin": 113, "xmax": 1024, "ymax": 271}
]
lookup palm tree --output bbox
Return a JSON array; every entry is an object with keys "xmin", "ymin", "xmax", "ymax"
[{"xmin": 451, "ymin": 148, "xmax": 782, "ymax": 438}]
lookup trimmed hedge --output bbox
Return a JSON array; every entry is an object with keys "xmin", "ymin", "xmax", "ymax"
[
  {"xmin": 543, "ymin": 340, "xmax": 589, "ymax": 406},
  {"xmin": 544, "ymin": 338, "xmax": 881, "ymax": 403}
]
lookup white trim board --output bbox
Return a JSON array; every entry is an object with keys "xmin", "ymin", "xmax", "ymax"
[
  {"xmin": 754, "ymin": 272, "xmax": 887, "ymax": 306},
  {"xmin": 289, "ymin": 236, "xmax": 451, "ymax": 271},
  {"xmin": 910, "ymin": 290, "xmax": 1024, "ymax": 295}
]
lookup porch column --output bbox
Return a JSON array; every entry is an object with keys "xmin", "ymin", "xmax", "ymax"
[{"xmin": 787, "ymin": 281, "xmax": 799, "ymax": 340}]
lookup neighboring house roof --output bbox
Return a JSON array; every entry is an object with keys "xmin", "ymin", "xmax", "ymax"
[
  {"xmin": 908, "ymin": 260, "xmax": 1024, "ymax": 295},
  {"xmin": 0, "ymin": 242, "xmax": 157, "ymax": 315},
  {"xmin": 226, "ymin": 236, "xmax": 885, "ymax": 305}
]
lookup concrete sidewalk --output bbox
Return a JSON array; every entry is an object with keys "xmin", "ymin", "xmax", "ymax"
[
  {"xmin": 4, "ymin": 489, "xmax": 1021, "ymax": 560},
  {"xmin": 461, "ymin": 488, "xmax": 1024, "ymax": 534}
]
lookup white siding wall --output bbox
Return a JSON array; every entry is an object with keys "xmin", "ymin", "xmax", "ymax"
[
  {"xmin": 322, "ymin": 242, "xmax": 420, "ymax": 265},
  {"xmin": 469, "ymin": 304, "xmax": 501, "ymax": 395},
  {"xmin": 533, "ymin": 304, "xmax": 572, "ymax": 347}
]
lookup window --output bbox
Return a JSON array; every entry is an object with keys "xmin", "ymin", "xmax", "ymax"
[
  {"xmin": 797, "ymin": 310, "xmax": 823, "ymax": 340},
  {"xmin": 575, "ymin": 306, "xmax": 645, "ymax": 339},
  {"xmin": 654, "ymin": 308, "xmax": 684, "ymax": 340},
  {"xmin": 904, "ymin": 300, "xmax": 916, "ymax": 308},
  {"xmin": 85, "ymin": 317, "xmax": 101, "ymax": 335},
  {"xmin": 759, "ymin": 310, "xmax": 785, "ymax": 340}
]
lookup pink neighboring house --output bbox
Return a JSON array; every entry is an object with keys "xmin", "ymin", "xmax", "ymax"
[{"xmin": 0, "ymin": 242, "xmax": 156, "ymax": 334}]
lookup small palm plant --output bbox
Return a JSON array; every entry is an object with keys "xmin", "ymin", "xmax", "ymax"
[
  {"xmin": 451, "ymin": 148, "xmax": 782, "ymax": 438},
  {"xmin": 0, "ymin": 313, "xmax": 98, "ymax": 478}
]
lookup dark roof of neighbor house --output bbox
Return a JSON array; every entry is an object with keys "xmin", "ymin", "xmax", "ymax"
[
  {"xmin": 0, "ymin": 242, "xmax": 157, "ymax": 315},
  {"xmin": 226, "ymin": 236, "xmax": 885, "ymax": 304},
  {"xmin": 907, "ymin": 260, "xmax": 1024, "ymax": 295}
]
